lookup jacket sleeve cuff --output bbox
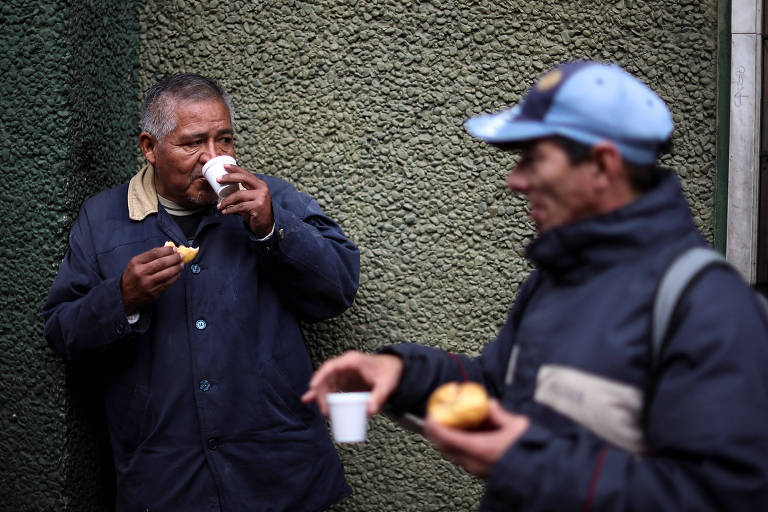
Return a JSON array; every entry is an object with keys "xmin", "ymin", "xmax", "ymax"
[
  {"xmin": 377, "ymin": 344, "xmax": 474, "ymax": 416},
  {"xmin": 127, "ymin": 306, "xmax": 152, "ymax": 335},
  {"xmin": 114, "ymin": 280, "xmax": 152, "ymax": 338},
  {"xmin": 101, "ymin": 276, "xmax": 144, "ymax": 342},
  {"xmin": 247, "ymin": 206, "xmax": 295, "ymax": 258},
  {"xmin": 255, "ymin": 223, "xmax": 275, "ymax": 241}
]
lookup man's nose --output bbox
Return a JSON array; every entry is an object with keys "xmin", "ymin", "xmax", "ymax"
[
  {"xmin": 199, "ymin": 140, "xmax": 218, "ymax": 163},
  {"xmin": 506, "ymin": 168, "xmax": 529, "ymax": 193}
]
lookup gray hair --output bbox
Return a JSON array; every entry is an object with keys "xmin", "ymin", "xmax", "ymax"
[{"xmin": 141, "ymin": 73, "xmax": 236, "ymax": 142}]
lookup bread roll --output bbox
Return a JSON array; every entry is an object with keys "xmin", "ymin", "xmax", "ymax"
[
  {"xmin": 426, "ymin": 381, "xmax": 490, "ymax": 429},
  {"xmin": 164, "ymin": 241, "xmax": 199, "ymax": 264}
]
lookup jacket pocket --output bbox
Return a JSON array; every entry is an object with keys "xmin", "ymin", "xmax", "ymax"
[
  {"xmin": 256, "ymin": 358, "xmax": 316, "ymax": 429},
  {"xmin": 103, "ymin": 381, "xmax": 149, "ymax": 457}
]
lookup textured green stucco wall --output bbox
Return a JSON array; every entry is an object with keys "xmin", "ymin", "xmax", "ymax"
[
  {"xmin": 1, "ymin": 2, "xmax": 68, "ymax": 508},
  {"xmin": 3, "ymin": 0, "xmax": 719, "ymax": 510},
  {"xmin": 2, "ymin": 1, "xmax": 140, "ymax": 510},
  {"xmin": 139, "ymin": 1, "xmax": 718, "ymax": 510}
]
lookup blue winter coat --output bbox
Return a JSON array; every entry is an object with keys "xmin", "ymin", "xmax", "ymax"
[
  {"xmin": 43, "ymin": 165, "xmax": 360, "ymax": 511},
  {"xmin": 385, "ymin": 172, "xmax": 768, "ymax": 510}
]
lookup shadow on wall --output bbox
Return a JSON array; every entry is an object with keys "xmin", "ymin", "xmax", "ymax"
[
  {"xmin": 60, "ymin": 1, "xmax": 141, "ymax": 509},
  {"xmin": 65, "ymin": 0, "xmax": 142, "ymax": 220}
]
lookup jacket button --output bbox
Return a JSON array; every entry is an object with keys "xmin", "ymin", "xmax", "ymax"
[
  {"xmin": 195, "ymin": 319, "xmax": 206, "ymax": 330},
  {"xmin": 199, "ymin": 379, "xmax": 211, "ymax": 392},
  {"xmin": 278, "ymin": 228, "xmax": 285, "ymax": 240},
  {"xmin": 207, "ymin": 437, "xmax": 219, "ymax": 450},
  {"xmin": 190, "ymin": 264, "xmax": 201, "ymax": 274}
]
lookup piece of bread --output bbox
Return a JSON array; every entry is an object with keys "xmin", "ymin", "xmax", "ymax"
[
  {"xmin": 426, "ymin": 381, "xmax": 490, "ymax": 429},
  {"xmin": 164, "ymin": 241, "xmax": 199, "ymax": 264}
]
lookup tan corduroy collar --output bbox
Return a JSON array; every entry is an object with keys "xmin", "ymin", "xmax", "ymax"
[{"xmin": 127, "ymin": 163, "xmax": 159, "ymax": 221}]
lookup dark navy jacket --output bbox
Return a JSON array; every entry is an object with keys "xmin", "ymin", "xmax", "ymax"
[
  {"xmin": 386, "ymin": 172, "xmax": 768, "ymax": 510},
  {"xmin": 43, "ymin": 165, "xmax": 359, "ymax": 511}
]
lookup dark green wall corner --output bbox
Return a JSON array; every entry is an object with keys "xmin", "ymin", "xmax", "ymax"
[
  {"xmin": 714, "ymin": 0, "xmax": 731, "ymax": 253},
  {"xmin": 1, "ymin": 1, "xmax": 139, "ymax": 509}
]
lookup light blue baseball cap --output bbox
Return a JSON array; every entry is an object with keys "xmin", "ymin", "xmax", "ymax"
[{"xmin": 464, "ymin": 61, "xmax": 673, "ymax": 164}]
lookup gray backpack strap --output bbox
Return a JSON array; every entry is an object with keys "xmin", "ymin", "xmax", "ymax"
[
  {"xmin": 758, "ymin": 293, "xmax": 768, "ymax": 316},
  {"xmin": 652, "ymin": 247, "xmax": 728, "ymax": 369}
]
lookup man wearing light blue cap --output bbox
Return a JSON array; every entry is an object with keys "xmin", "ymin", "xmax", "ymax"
[
  {"xmin": 464, "ymin": 60, "xmax": 674, "ymax": 233},
  {"xmin": 465, "ymin": 60, "xmax": 673, "ymax": 164},
  {"xmin": 303, "ymin": 61, "xmax": 768, "ymax": 510}
]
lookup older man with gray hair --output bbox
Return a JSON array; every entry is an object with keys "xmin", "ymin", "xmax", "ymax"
[{"xmin": 44, "ymin": 73, "xmax": 359, "ymax": 511}]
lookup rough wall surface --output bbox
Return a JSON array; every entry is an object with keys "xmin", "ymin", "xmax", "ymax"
[
  {"xmin": 1, "ymin": 3, "xmax": 69, "ymax": 507},
  {"xmin": 1, "ymin": 0, "xmax": 139, "ymax": 510},
  {"xmin": 136, "ymin": 0, "xmax": 718, "ymax": 510},
  {"xmin": 3, "ymin": 0, "xmax": 718, "ymax": 510},
  {"xmin": 61, "ymin": 4, "xmax": 141, "ymax": 510}
]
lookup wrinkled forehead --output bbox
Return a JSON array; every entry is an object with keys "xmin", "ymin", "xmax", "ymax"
[{"xmin": 162, "ymin": 97, "xmax": 234, "ymax": 139}]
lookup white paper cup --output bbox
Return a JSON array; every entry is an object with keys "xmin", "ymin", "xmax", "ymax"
[
  {"xmin": 202, "ymin": 155, "xmax": 239, "ymax": 199},
  {"xmin": 327, "ymin": 392, "xmax": 371, "ymax": 443}
]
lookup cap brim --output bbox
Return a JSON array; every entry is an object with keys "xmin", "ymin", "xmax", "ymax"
[{"xmin": 464, "ymin": 112, "xmax": 555, "ymax": 144}]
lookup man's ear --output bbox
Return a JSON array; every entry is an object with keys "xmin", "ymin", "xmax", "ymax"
[
  {"xmin": 139, "ymin": 132, "xmax": 158, "ymax": 165},
  {"xmin": 590, "ymin": 142, "xmax": 624, "ymax": 185},
  {"xmin": 591, "ymin": 141, "xmax": 640, "ymax": 207}
]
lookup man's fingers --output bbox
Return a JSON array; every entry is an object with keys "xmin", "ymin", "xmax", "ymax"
[
  {"xmin": 219, "ymin": 198, "xmax": 266, "ymax": 216},
  {"xmin": 303, "ymin": 375, "xmax": 337, "ymax": 416},
  {"xmin": 130, "ymin": 254, "xmax": 184, "ymax": 285},
  {"xmin": 424, "ymin": 402, "xmax": 531, "ymax": 478},
  {"xmin": 127, "ymin": 247, "xmax": 182, "ymax": 280},
  {"xmin": 128, "ymin": 266, "xmax": 182, "ymax": 303},
  {"xmin": 425, "ymin": 419, "xmax": 475, "ymax": 451},
  {"xmin": 483, "ymin": 400, "xmax": 530, "ymax": 438},
  {"xmin": 303, "ymin": 354, "xmax": 350, "ymax": 415},
  {"xmin": 148, "ymin": 263, "xmax": 184, "ymax": 290},
  {"xmin": 146, "ymin": 251, "xmax": 185, "ymax": 274},
  {"xmin": 217, "ymin": 166, "xmax": 269, "ymax": 199},
  {"xmin": 219, "ymin": 165, "xmax": 267, "ymax": 189},
  {"xmin": 307, "ymin": 352, "xmax": 351, "ymax": 389},
  {"xmin": 218, "ymin": 191, "xmax": 270, "ymax": 214},
  {"xmin": 221, "ymin": 164, "xmax": 249, "ymax": 176},
  {"xmin": 216, "ymin": 168, "xmax": 269, "ymax": 209},
  {"xmin": 303, "ymin": 351, "xmax": 380, "ymax": 416},
  {"xmin": 214, "ymin": 170, "xmax": 274, "ymax": 237},
  {"xmin": 121, "ymin": 246, "xmax": 185, "ymax": 312},
  {"xmin": 303, "ymin": 351, "xmax": 404, "ymax": 420},
  {"xmin": 300, "ymin": 387, "xmax": 328, "ymax": 415},
  {"xmin": 131, "ymin": 245, "xmax": 178, "ymax": 264},
  {"xmin": 485, "ymin": 399, "xmax": 510, "ymax": 426},
  {"xmin": 367, "ymin": 387, "xmax": 389, "ymax": 416},
  {"xmin": 424, "ymin": 419, "xmax": 500, "ymax": 477}
]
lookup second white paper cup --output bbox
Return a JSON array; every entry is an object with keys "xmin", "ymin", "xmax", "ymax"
[
  {"xmin": 202, "ymin": 155, "xmax": 239, "ymax": 199},
  {"xmin": 327, "ymin": 392, "xmax": 371, "ymax": 443}
]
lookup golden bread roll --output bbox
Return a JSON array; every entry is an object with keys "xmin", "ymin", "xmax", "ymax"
[
  {"xmin": 426, "ymin": 381, "xmax": 490, "ymax": 429},
  {"xmin": 164, "ymin": 241, "xmax": 199, "ymax": 264}
]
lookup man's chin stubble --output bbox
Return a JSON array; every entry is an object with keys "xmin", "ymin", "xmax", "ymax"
[{"xmin": 189, "ymin": 191, "xmax": 217, "ymax": 206}]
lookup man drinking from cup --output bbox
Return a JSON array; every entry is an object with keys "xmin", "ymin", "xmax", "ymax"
[{"xmin": 44, "ymin": 73, "xmax": 360, "ymax": 511}]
